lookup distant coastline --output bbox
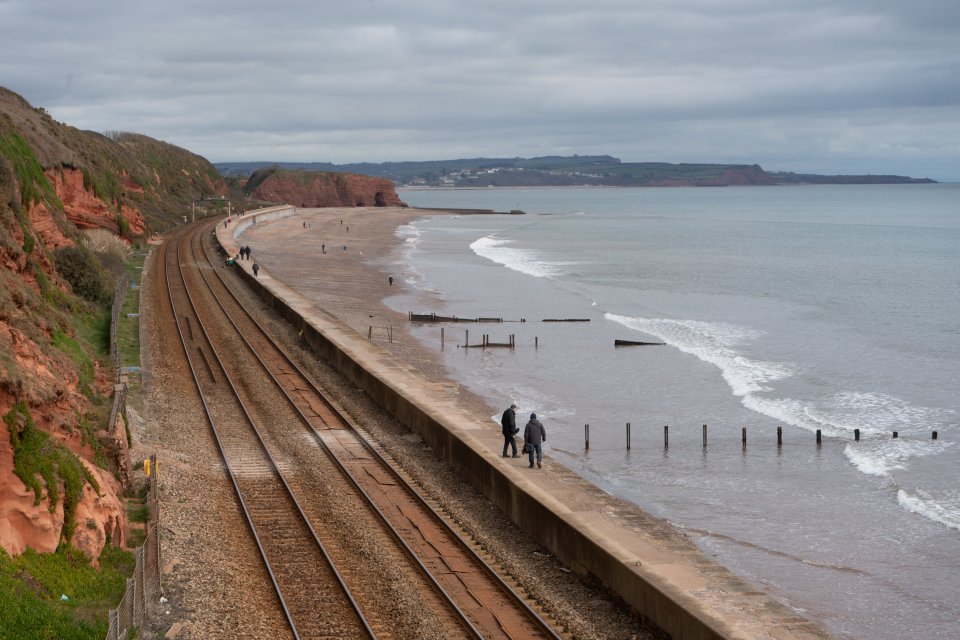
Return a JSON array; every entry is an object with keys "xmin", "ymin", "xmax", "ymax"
[{"xmin": 216, "ymin": 155, "xmax": 937, "ymax": 188}]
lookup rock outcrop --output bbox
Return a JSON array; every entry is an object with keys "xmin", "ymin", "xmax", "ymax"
[{"xmin": 244, "ymin": 168, "xmax": 406, "ymax": 208}]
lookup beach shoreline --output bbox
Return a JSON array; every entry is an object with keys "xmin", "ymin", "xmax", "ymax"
[{"xmin": 235, "ymin": 205, "xmax": 835, "ymax": 639}]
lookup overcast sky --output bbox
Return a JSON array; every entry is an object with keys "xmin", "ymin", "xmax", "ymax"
[{"xmin": 2, "ymin": 0, "xmax": 959, "ymax": 180}]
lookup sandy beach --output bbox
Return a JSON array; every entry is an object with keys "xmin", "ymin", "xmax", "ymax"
[{"xmin": 242, "ymin": 206, "xmax": 503, "ymax": 420}]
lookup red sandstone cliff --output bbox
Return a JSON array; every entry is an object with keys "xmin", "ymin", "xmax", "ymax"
[
  {"xmin": 244, "ymin": 168, "xmax": 406, "ymax": 208},
  {"xmin": 0, "ymin": 86, "xmax": 222, "ymax": 564}
]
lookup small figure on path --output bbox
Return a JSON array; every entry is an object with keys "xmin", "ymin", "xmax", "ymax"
[
  {"xmin": 501, "ymin": 403, "xmax": 519, "ymax": 457},
  {"xmin": 252, "ymin": 262, "xmax": 260, "ymax": 277},
  {"xmin": 321, "ymin": 243, "xmax": 326, "ymax": 253},
  {"xmin": 343, "ymin": 245, "xmax": 347, "ymax": 251},
  {"xmin": 523, "ymin": 413, "xmax": 546, "ymax": 468},
  {"xmin": 388, "ymin": 276, "xmax": 394, "ymax": 287}
]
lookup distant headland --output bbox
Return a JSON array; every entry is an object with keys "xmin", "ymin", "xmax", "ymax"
[{"xmin": 215, "ymin": 156, "xmax": 937, "ymax": 188}]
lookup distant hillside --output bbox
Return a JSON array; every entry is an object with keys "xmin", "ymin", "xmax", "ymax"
[
  {"xmin": 217, "ymin": 156, "xmax": 935, "ymax": 187},
  {"xmin": 767, "ymin": 172, "xmax": 936, "ymax": 185}
]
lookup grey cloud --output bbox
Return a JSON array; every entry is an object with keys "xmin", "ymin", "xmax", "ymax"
[{"xmin": 1, "ymin": 0, "xmax": 957, "ymax": 179}]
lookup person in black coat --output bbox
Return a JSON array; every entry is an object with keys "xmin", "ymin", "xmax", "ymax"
[
  {"xmin": 523, "ymin": 413, "xmax": 546, "ymax": 468},
  {"xmin": 500, "ymin": 403, "xmax": 519, "ymax": 457}
]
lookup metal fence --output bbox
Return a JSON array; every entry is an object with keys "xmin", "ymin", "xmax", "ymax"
[
  {"xmin": 106, "ymin": 453, "xmax": 160, "ymax": 640},
  {"xmin": 105, "ymin": 261, "xmax": 162, "ymax": 639},
  {"xmin": 109, "ymin": 273, "xmax": 128, "ymax": 372}
]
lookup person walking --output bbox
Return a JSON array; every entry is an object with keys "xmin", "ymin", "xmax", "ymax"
[
  {"xmin": 252, "ymin": 262, "xmax": 260, "ymax": 277},
  {"xmin": 523, "ymin": 413, "xmax": 546, "ymax": 468},
  {"xmin": 500, "ymin": 403, "xmax": 519, "ymax": 457}
]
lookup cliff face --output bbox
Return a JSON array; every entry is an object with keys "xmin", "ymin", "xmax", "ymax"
[
  {"xmin": 244, "ymin": 168, "xmax": 406, "ymax": 208},
  {"xmin": 0, "ymin": 86, "xmax": 223, "ymax": 563}
]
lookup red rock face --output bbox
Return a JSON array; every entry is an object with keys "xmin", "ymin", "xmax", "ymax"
[
  {"xmin": 249, "ymin": 171, "xmax": 407, "ymax": 208},
  {"xmin": 0, "ymin": 328, "xmax": 127, "ymax": 563},
  {"xmin": 42, "ymin": 168, "xmax": 146, "ymax": 237},
  {"xmin": 1, "ymin": 166, "xmax": 140, "ymax": 562}
]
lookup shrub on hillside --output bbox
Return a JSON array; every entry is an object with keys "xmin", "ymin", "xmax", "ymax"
[{"xmin": 52, "ymin": 245, "xmax": 112, "ymax": 307}]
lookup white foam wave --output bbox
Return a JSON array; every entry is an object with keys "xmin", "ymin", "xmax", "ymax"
[
  {"xmin": 605, "ymin": 313, "xmax": 793, "ymax": 396},
  {"xmin": 843, "ymin": 439, "xmax": 951, "ymax": 478},
  {"xmin": 898, "ymin": 489, "xmax": 960, "ymax": 531},
  {"xmin": 470, "ymin": 235, "xmax": 563, "ymax": 278}
]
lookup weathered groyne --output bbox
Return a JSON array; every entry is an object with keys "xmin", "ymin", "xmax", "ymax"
[{"xmin": 216, "ymin": 207, "xmax": 831, "ymax": 640}]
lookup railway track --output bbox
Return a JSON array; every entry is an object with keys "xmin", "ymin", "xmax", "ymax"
[
  {"xmin": 165, "ymin": 220, "xmax": 566, "ymax": 639},
  {"xmin": 162, "ymin": 229, "xmax": 375, "ymax": 640}
]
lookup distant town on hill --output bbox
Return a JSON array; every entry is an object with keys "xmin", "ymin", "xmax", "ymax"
[{"xmin": 214, "ymin": 156, "xmax": 937, "ymax": 188}]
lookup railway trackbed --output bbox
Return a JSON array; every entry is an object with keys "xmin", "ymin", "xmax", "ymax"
[{"xmin": 160, "ymin": 221, "xmax": 565, "ymax": 640}]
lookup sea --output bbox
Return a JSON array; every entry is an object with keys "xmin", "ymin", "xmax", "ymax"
[{"xmin": 386, "ymin": 184, "xmax": 960, "ymax": 640}]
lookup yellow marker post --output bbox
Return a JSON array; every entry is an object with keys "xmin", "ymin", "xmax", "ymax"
[{"xmin": 144, "ymin": 459, "xmax": 151, "ymax": 477}]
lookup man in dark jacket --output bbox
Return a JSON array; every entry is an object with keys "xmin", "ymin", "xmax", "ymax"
[
  {"xmin": 500, "ymin": 403, "xmax": 519, "ymax": 457},
  {"xmin": 523, "ymin": 413, "xmax": 546, "ymax": 468}
]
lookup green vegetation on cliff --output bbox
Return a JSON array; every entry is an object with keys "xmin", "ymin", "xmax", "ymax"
[
  {"xmin": 4, "ymin": 402, "xmax": 102, "ymax": 547},
  {"xmin": 0, "ymin": 545, "xmax": 132, "ymax": 640}
]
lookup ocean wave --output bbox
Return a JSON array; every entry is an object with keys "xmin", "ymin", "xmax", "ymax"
[
  {"xmin": 843, "ymin": 439, "xmax": 951, "ymax": 477},
  {"xmin": 469, "ymin": 235, "xmax": 564, "ymax": 279},
  {"xmin": 605, "ymin": 313, "xmax": 793, "ymax": 396},
  {"xmin": 897, "ymin": 489, "xmax": 960, "ymax": 531}
]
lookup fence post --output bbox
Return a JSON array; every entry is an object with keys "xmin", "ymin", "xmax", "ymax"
[
  {"xmin": 742, "ymin": 427, "xmax": 747, "ymax": 447},
  {"xmin": 585, "ymin": 424, "xmax": 589, "ymax": 450},
  {"xmin": 702, "ymin": 424, "xmax": 707, "ymax": 447},
  {"xmin": 664, "ymin": 425, "xmax": 669, "ymax": 448},
  {"xmin": 777, "ymin": 426, "xmax": 783, "ymax": 447},
  {"xmin": 626, "ymin": 423, "xmax": 631, "ymax": 450}
]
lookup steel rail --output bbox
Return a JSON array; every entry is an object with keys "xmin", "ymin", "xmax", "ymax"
[
  {"xmin": 189, "ymin": 219, "xmax": 486, "ymax": 639},
  {"xmin": 197, "ymin": 222, "xmax": 565, "ymax": 640},
  {"xmin": 163, "ymin": 229, "xmax": 376, "ymax": 640}
]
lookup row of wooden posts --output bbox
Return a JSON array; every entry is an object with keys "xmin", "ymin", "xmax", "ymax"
[
  {"xmin": 584, "ymin": 423, "xmax": 940, "ymax": 450},
  {"xmin": 441, "ymin": 328, "xmax": 539, "ymax": 350}
]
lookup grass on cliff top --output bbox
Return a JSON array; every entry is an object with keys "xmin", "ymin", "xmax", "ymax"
[{"xmin": 0, "ymin": 545, "xmax": 132, "ymax": 640}]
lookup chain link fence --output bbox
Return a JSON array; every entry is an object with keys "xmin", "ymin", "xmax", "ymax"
[{"xmin": 106, "ymin": 453, "xmax": 160, "ymax": 640}]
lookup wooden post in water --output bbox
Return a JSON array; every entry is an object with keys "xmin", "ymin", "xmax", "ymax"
[
  {"xmin": 777, "ymin": 426, "xmax": 783, "ymax": 447},
  {"xmin": 854, "ymin": 428, "xmax": 860, "ymax": 441},
  {"xmin": 816, "ymin": 429, "xmax": 822, "ymax": 445},
  {"xmin": 535, "ymin": 336, "xmax": 539, "ymax": 348},
  {"xmin": 933, "ymin": 431, "xmax": 938, "ymax": 440},
  {"xmin": 626, "ymin": 423, "xmax": 631, "ymax": 450},
  {"xmin": 742, "ymin": 427, "xmax": 747, "ymax": 447},
  {"xmin": 466, "ymin": 329, "xmax": 469, "ymax": 347},
  {"xmin": 892, "ymin": 431, "xmax": 898, "ymax": 439},
  {"xmin": 441, "ymin": 327, "xmax": 444, "ymax": 350},
  {"xmin": 703, "ymin": 424, "xmax": 708, "ymax": 447},
  {"xmin": 585, "ymin": 424, "xmax": 590, "ymax": 450},
  {"xmin": 368, "ymin": 325, "xmax": 372, "ymax": 339},
  {"xmin": 664, "ymin": 425, "xmax": 669, "ymax": 448}
]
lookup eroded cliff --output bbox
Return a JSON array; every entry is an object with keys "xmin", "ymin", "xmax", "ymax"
[
  {"xmin": 0, "ymin": 86, "xmax": 224, "ymax": 562},
  {"xmin": 244, "ymin": 167, "xmax": 406, "ymax": 208}
]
